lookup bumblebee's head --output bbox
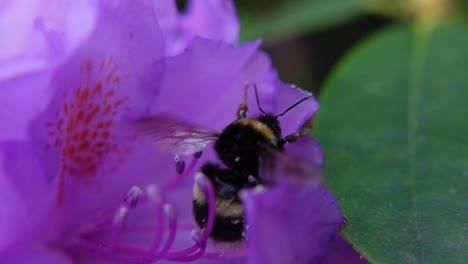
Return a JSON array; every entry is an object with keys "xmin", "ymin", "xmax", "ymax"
[
  {"xmin": 257, "ymin": 114, "xmax": 281, "ymax": 142},
  {"xmin": 250, "ymin": 83, "xmax": 311, "ymax": 142},
  {"xmin": 215, "ymin": 120, "xmax": 276, "ymax": 176}
]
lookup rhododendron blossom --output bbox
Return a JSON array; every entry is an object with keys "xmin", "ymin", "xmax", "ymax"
[{"xmin": 0, "ymin": 0, "xmax": 366, "ymax": 263}]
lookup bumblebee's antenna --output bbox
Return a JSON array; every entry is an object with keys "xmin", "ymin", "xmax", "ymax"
[
  {"xmin": 252, "ymin": 84, "xmax": 267, "ymax": 116},
  {"xmin": 275, "ymin": 96, "xmax": 312, "ymax": 118}
]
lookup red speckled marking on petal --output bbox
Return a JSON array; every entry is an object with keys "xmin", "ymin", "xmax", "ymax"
[{"xmin": 46, "ymin": 56, "xmax": 132, "ymax": 205}]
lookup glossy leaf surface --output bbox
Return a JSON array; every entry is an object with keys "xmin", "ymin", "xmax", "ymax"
[{"xmin": 315, "ymin": 22, "xmax": 468, "ymax": 263}]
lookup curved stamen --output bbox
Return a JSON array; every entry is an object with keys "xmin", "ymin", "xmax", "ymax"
[
  {"xmin": 73, "ymin": 163, "xmax": 228, "ymax": 263},
  {"xmin": 138, "ymin": 204, "xmax": 177, "ymax": 263},
  {"xmin": 156, "ymin": 204, "xmax": 178, "ymax": 258},
  {"xmin": 108, "ymin": 206, "xmax": 128, "ymax": 251},
  {"xmin": 138, "ymin": 185, "xmax": 165, "ymax": 262},
  {"xmin": 164, "ymin": 244, "xmax": 201, "ymax": 260},
  {"xmin": 74, "ymin": 185, "xmax": 165, "ymax": 263},
  {"xmin": 163, "ymin": 173, "xmax": 215, "ymax": 262},
  {"xmin": 106, "ymin": 186, "xmax": 144, "ymax": 251},
  {"xmin": 174, "ymin": 154, "xmax": 185, "ymax": 174},
  {"xmin": 194, "ymin": 151, "xmax": 203, "ymax": 159},
  {"xmin": 195, "ymin": 172, "xmax": 216, "ymax": 241},
  {"xmin": 163, "ymin": 230, "xmax": 206, "ymax": 262},
  {"xmin": 163, "ymin": 154, "xmax": 200, "ymax": 190},
  {"xmin": 125, "ymin": 186, "xmax": 144, "ymax": 208}
]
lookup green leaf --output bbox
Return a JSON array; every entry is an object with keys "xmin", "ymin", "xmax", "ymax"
[
  {"xmin": 239, "ymin": 0, "xmax": 362, "ymax": 43},
  {"xmin": 314, "ymin": 22, "xmax": 468, "ymax": 263}
]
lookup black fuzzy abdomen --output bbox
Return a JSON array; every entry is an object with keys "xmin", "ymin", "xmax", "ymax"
[
  {"xmin": 192, "ymin": 164, "xmax": 247, "ymax": 242},
  {"xmin": 192, "ymin": 199, "xmax": 244, "ymax": 242}
]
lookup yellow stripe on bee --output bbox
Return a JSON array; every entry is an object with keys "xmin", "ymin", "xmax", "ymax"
[
  {"xmin": 234, "ymin": 118, "xmax": 277, "ymax": 146},
  {"xmin": 193, "ymin": 182, "xmax": 244, "ymax": 217}
]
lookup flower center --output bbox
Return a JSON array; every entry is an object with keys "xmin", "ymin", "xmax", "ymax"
[
  {"xmin": 45, "ymin": 56, "xmax": 131, "ymax": 204},
  {"xmin": 67, "ymin": 154, "xmax": 246, "ymax": 263}
]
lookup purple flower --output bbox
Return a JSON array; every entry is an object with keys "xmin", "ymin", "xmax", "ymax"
[
  {"xmin": 243, "ymin": 184, "xmax": 342, "ymax": 264},
  {"xmin": 153, "ymin": 0, "xmax": 239, "ymax": 56},
  {"xmin": 0, "ymin": 0, "xmax": 364, "ymax": 263}
]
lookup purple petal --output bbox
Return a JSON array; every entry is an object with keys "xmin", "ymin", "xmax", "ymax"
[
  {"xmin": 25, "ymin": 0, "xmax": 165, "ymax": 201},
  {"xmin": 151, "ymin": 0, "xmax": 184, "ymax": 55},
  {"xmin": 181, "ymin": 0, "xmax": 239, "ymax": 43},
  {"xmin": 0, "ymin": 73, "xmax": 54, "ymax": 141},
  {"xmin": 284, "ymin": 136, "xmax": 323, "ymax": 167},
  {"xmin": 321, "ymin": 234, "xmax": 369, "ymax": 264},
  {"xmin": 242, "ymin": 183, "xmax": 344, "ymax": 264},
  {"xmin": 0, "ymin": 0, "xmax": 98, "ymax": 141},
  {"xmin": 274, "ymin": 82, "xmax": 319, "ymax": 136},
  {"xmin": 0, "ymin": 0, "xmax": 97, "ymax": 81},
  {"xmin": 152, "ymin": 0, "xmax": 179, "ymax": 34},
  {"xmin": 0, "ymin": 244, "xmax": 72, "ymax": 264},
  {"xmin": 0, "ymin": 0, "xmax": 168, "ymax": 245},
  {"xmin": 151, "ymin": 38, "xmax": 280, "ymax": 130},
  {"xmin": 32, "ymin": 0, "xmax": 164, "ymax": 131},
  {"xmin": 153, "ymin": 0, "xmax": 240, "ymax": 56},
  {"xmin": 0, "ymin": 141, "xmax": 55, "ymax": 250},
  {"xmin": 0, "ymin": 158, "xmax": 26, "ymax": 251}
]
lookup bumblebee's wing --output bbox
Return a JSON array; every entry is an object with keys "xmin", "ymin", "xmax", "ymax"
[
  {"xmin": 131, "ymin": 115, "xmax": 220, "ymax": 155},
  {"xmin": 259, "ymin": 149, "xmax": 323, "ymax": 185}
]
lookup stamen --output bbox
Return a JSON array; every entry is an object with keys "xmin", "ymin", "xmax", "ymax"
[
  {"xmin": 125, "ymin": 186, "xmax": 143, "ymax": 208},
  {"xmin": 142, "ymin": 185, "xmax": 165, "ymax": 259},
  {"xmin": 174, "ymin": 154, "xmax": 185, "ymax": 174},
  {"xmin": 191, "ymin": 230, "xmax": 205, "ymax": 248},
  {"xmin": 108, "ymin": 206, "xmax": 129, "ymax": 251},
  {"xmin": 138, "ymin": 204, "xmax": 177, "ymax": 263},
  {"xmin": 73, "ymin": 185, "xmax": 165, "ymax": 263},
  {"xmin": 194, "ymin": 173, "xmax": 216, "ymax": 241},
  {"xmin": 164, "ymin": 230, "xmax": 207, "ymax": 262},
  {"xmin": 72, "ymin": 171, "xmax": 228, "ymax": 263},
  {"xmin": 194, "ymin": 151, "xmax": 203, "ymax": 159},
  {"xmin": 162, "ymin": 173, "xmax": 215, "ymax": 262},
  {"xmin": 163, "ymin": 154, "xmax": 200, "ymax": 190},
  {"xmin": 157, "ymin": 204, "xmax": 178, "ymax": 257}
]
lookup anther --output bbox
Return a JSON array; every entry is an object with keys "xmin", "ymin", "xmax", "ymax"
[
  {"xmin": 163, "ymin": 155, "xmax": 200, "ymax": 190},
  {"xmin": 194, "ymin": 151, "xmax": 203, "ymax": 159},
  {"xmin": 124, "ymin": 186, "xmax": 143, "ymax": 208},
  {"xmin": 174, "ymin": 154, "xmax": 185, "ymax": 174}
]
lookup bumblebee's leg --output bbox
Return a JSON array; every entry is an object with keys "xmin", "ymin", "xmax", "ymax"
[
  {"xmin": 278, "ymin": 117, "xmax": 314, "ymax": 147},
  {"xmin": 237, "ymin": 83, "xmax": 250, "ymax": 119}
]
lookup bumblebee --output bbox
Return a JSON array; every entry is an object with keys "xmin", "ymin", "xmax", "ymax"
[{"xmin": 133, "ymin": 84, "xmax": 320, "ymax": 243}]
